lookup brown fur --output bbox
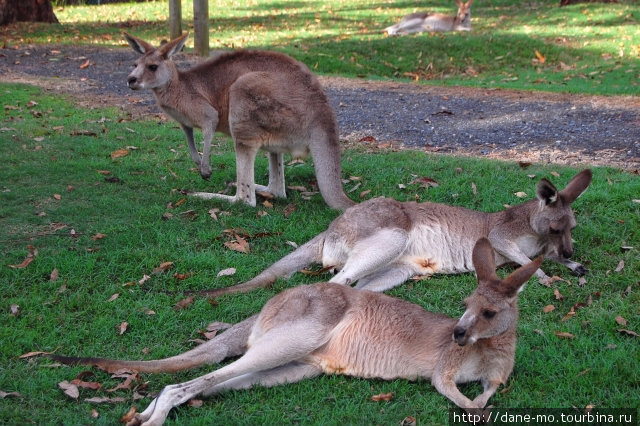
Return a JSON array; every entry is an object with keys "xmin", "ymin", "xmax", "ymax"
[
  {"xmin": 124, "ymin": 33, "xmax": 354, "ymax": 210},
  {"xmin": 50, "ymin": 239, "xmax": 541, "ymax": 426},
  {"xmin": 198, "ymin": 169, "xmax": 592, "ymax": 296}
]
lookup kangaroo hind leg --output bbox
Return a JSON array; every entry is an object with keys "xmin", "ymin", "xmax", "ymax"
[
  {"xmin": 131, "ymin": 318, "xmax": 330, "ymax": 426},
  {"xmin": 330, "ymin": 228, "xmax": 409, "ymax": 287}
]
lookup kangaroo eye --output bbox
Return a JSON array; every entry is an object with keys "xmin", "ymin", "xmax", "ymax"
[
  {"xmin": 482, "ymin": 310, "xmax": 496, "ymax": 319},
  {"xmin": 148, "ymin": 64, "xmax": 158, "ymax": 71}
]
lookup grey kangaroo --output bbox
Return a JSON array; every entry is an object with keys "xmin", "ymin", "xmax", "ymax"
[
  {"xmin": 124, "ymin": 33, "xmax": 354, "ymax": 210},
  {"xmin": 51, "ymin": 238, "xmax": 541, "ymax": 426},
  {"xmin": 384, "ymin": 0, "xmax": 474, "ymax": 35},
  {"xmin": 198, "ymin": 169, "xmax": 591, "ymax": 296}
]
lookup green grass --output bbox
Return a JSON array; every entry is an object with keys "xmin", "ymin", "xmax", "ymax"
[
  {"xmin": 1, "ymin": 0, "xmax": 639, "ymax": 95},
  {"xmin": 1, "ymin": 84, "xmax": 639, "ymax": 424}
]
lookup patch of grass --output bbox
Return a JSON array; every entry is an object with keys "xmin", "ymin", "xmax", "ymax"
[
  {"xmin": 1, "ymin": 84, "xmax": 639, "ymax": 424},
  {"xmin": 1, "ymin": 0, "xmax": 638, "ymax": 95}
]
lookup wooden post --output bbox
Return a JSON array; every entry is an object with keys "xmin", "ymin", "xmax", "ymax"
[
  {"xmin": 168, "ymin": 0, "xmax": 182, "ymax": 40},
  {"xmin": 193, "ymin": 0, "xmax": 210, "ymax": 57}
]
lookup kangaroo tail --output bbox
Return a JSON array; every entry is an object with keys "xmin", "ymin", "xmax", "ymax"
[
  {"xmin": 49, "ymin": 315, "xmax": 258, "ymax": 373},
  {"xmin": 196, "ymin": 233, "xmax": 326, "ymax": 298}
]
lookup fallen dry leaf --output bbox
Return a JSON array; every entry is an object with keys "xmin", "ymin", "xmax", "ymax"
[
  {"xmin": 9, "ymin": 245, "xmax": 37, "ymax": 269},
  {"xmin": 120, "ymin": 406, "xmax": 137, "ymax": 423},
  {"xmin": 118, "ymin": 322, "xmax": 128, "ymax": 335},
  {"xmin": 360, "ymin": 189, "xmax": 372, "ymax": 199},
  {"xmin": 174, "ymin": 296, "xmax": 194, "ymax": 310},
  {"xmin": 514, "ymin": 191, "xmax": 527, "ymax": 198},
  {"xmin": 90, "ymin": 409, "xmax": 99, "ymax": 418},
  {"xmin": 287, "ymin": 185, "xmax": 307, "ymax": 192},
  {"xmin": 79, "ymin": 59, "xmax": 91, "ymax": 69},
  {"xmin": 615, "ymin": 260, "xmax": 625, "ymax": 272},
  {"xmin": 84, "ymin": 396, "xmax": 127, "ymax": 404},
  {"xmin": 542, "ymin": 305, "xmax": 555, "ymax": 313},
  {"xmin": 617, "ymin": 329, "xmax": 639, "ymax": 337},
  {"xmin": 401, "ymin": 416, "xmax": 417, "ymax": 426},
  {"xmin": 58, "ymin": 381, "xmax": 79, "ymax": 399},
  {"xmin": 284, "ymin": 203, "xmax": 297, "ymax": 218},
  {"xmin": 0, "ymin": 391, "xmax": 22, "ymax": 398},
  {"xmin": 174, "ymin": 272, "xmax": 192, "ymax": 280},
  {"xmin": 554, "ymin": 331, "xmax": 575, "ymax": 339},
  {"xmin": 10, "ymin": 304, "xmax": 20, "ymax": 316},
  {"xmin": 91, "ymin": 233, "xmax": 107, "ymax": 241},
  {"xmin": 224, "ymin": 235, "xmax": 250, "ymax": 254},
  {"xmin": 152, "ymin": 261, "xmax": 174, "ymax": 275},
  {"xmin": 19, "ymin": 350, "xmax": 54, "ymax": 359},
  {"xmin": 50, "ymin": 268, "xmax": 59, "ymax": 282},
  {"xmin": 217, "ymin": 267, "xmax": 236, "ymax": 277},
  {"xmin": 107, "ymin": 372, "xmax": 140, "ymax": 393},
  {"xmin": 534, "ymin": 49, "xmax": 546, "ymax": 64},
  {"xmin": 554, "ymin": 288, "xmax": 564, "ymax": 300},
  {"xmin": 107, "ymin": 293, "xmax": 119, "ymax": 302},
  {"xmin": 70, "ymin": 379, "xmax": 102, "ymax": 391},
  {"xmin": 371, "ymin": 392, "xmax": 393, "ymax": 402},
  {"xmin": 138, "ymin": 274, "xmax": 151, "ymax": 285},
  {"xmin": 110, "ymin": 148, "xmax": 129, "ymax": 159},
  {"xmin": 551, "ymin": 171, "xmax": 560, "ymax": 177},
  {"xmin": 262, "ymin": 200, "xmax": 273, "ymax": 208},
  {"xmin": 615, "ymin": 316, "xmax": 627, "ymax": 326},
  {"xmin": 410, "ymin": 176, "xmax": 439, "ymax": 188}
]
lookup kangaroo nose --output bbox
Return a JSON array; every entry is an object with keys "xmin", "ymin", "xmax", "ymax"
[
  {"xmin": 453, "ymin": 326, "xmax": 466, "ymax": 340},
  {"xmin": 562, "ymin": 247, "xmax": 573, "ymax": 258},
  {"xmin": 127, "ymin": 76, "xmax": 137, "ymax": 86}
]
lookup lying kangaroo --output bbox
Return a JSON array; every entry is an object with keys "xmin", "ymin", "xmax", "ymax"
[
  {"xmin": 199, "ymin": 169, "xmax": 591, "ymax": 296},
  {"xmin": 51, "ymin": 238, "xmax": 541, "ymax": 425},
  {"xmin": 124, "ymin": 33, "xmax": 354, "ymax": 210},
  {"xmin": 384, "ymin": 0, "xmax": 474, "ymax": 35}
]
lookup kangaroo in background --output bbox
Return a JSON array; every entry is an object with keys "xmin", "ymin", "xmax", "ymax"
[
  {"xmin": 197, "ymin": 169, "xmax": 591, "ymax": 297},
  {"xmin": 50, "ymin": 239, "xmax": 541, "ymax": 426},
  {"xmin": 124, "ymin": 33, "xmax": 354, "ymax": 210},
  {"xmin": 384, "ymin": 0, "xmax": 474, "ymax": 35}
]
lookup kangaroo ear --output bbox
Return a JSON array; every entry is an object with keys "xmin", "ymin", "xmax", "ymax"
[
  {"xmin": 559, "ymin": 169, "xmax": 592, "ymax": 204},
  {"xmin": 501, "ymin": 256, "xmax": 543, "ymax": 297},
  {"xmin": 472, "ymin": 238, "xmax": 499, "ymax": 282},
  {"xmin": 123, "ymin": 32, "xmax": 155, "ymax": 55},
  {"xmin": 536, "ymin": 178, "xmax": 558, "ymax": 206},
  {"xmin": 159, "ymin": 32, "xmax": 189, "ymax": 59}
]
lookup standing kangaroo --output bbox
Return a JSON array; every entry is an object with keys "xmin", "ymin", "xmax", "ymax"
[
  {"xmin": 124, "ymin": 33, "xmax": 354, "ymax": 210},
  {"xmin": 198, "ymin": 169, "xmax": 591, "ymax": 296},
  {"xmin": 384, "ymin": 0, "xmax": 474, "ymax": 35},
  {"xmin": 50, "ymin": 239, "xmax": 541, "ymax": 426}
]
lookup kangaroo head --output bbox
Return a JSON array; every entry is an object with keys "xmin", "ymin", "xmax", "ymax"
[
  {"xmin": 124, "ymin": 32, "xmax": 189, "ymax": 91},
  {"xmin": 530, "ymin": 169, "xmax": 592, "ymax": 260},
  {"xmin": 453, "ymin": 238, "xmax": 542, "ymax": 346},
  {"xmin": 454, "ymin": 0, "xmax": 473, "ymax": 28}
]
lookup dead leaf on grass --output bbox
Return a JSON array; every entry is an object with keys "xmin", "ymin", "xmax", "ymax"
[
  {"xmin": 514, "ymin": 191, "xmax": 527, "ymax": 198},
  {"xmin": 70, "ymin": 379, "xmax": 102, "ymax": 391},
  {"xmin": 615, "ymin": 260, "xmax": 625, "ymax": 272},
  {"xmin": 0, "ymin": 391, "xmax": 22, "ymax": 398},
  {"xmin": 617, "ymin": 329, "xmax": 639, "ymax": 337},
  {"xmin": 110, "ymin": 148, "xmax": 129, "ymax": 159},
  {"xmin": 400, "ymin": 416, "xmax": 417, "ymax": 426},
  {"xmin": 19, "ymin": 350, "xmax": 55, "ymax": 359},
  {"xmin": 371, "ymin": 392, "xmax": 393, "ymax": 402},
  {"xmin": 118, "ymin": 322, "xmax": 128, "ymax": 335},
  {"xmin": 84, "ymin": 396, "xmax": 127, "ymax": 404},
  {"xmin": 79, "ymin": 59, "xmax": 91, "ymax": 69},
  {"xmin": 174, "ymin": 296, "xmax": 194, "ymax": 310},
  {"xmin": 107, "ymin": 293, "xmax": 119, "ymax": 302},
  {"xmin": 91, "ymin": 233, "xmax": 106, "ymax": 241},
  {"xmin": 615, "ymin": 316, "xmax": 627, "ymax": 326},
  {"xmin": 217, "ymin": 267, "xmax": 236, "ymax": 277},
  {"xmin": 10, "ymin": 304, "xmax": 20, "ymax": 316},
  {"xmin": 554, "ymin": 331, "xmax": 575, "ymax": 339},
  {"xmin": 50, "ymin": 268, "xmax": 59, "ymax": 282},
  {"xmin": 152, "ymin": 261, "xmax": 174, "ymax": 274},
  {"xmin": 410, "ymin": 176, "xmax": 439, "ymax": 188},
  {"xmin": 138, "ymin": 274, "xmax": 151, "ymax": 285},
  {"xmin": 9, "ymin": 245, "xmax": 37, "ymax": 269},
  {"xmin": 90, "ymin": 408, "xmax": 99, "ymax": 418},
  {"xmin": 224, "ymin": 236, "xmax": 250, "ymax": 254},
  {"xmin": 542, "ymin": 305, "xmax": 555, "ymax": 313},
  {"xmin": 120, "ymin": 406, "xmax": 137, "ymax": 423},
  {"xmin": 174, "ymin": 272, "xmax": 192, "ymax": 280},
  {"xmin": 360, "ymin": 189, "xmax": 371, "ymax": 199},
  {"xmin": 58, "ymin": 381, "xmax": 79, "ymax": 399},
  {"xmin": 554, "ymin": 288, "xmax": 564, "ymax": 300}
]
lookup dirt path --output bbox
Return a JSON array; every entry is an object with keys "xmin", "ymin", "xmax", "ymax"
[{"xmin": 1, "ymin": 43, "xmax": 639, "ymax": 170}]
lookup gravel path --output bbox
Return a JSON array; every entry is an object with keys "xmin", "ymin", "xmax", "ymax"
[{"xmin": 2, "ymin": 44, "xmax": 639, "ymax": 169}]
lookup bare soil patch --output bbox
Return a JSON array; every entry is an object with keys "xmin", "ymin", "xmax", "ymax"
[{"xmin": 1, "ymin": 43, "xmax": 639, "ymax": 170}]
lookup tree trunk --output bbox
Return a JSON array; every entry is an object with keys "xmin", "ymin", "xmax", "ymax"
[{"xmin": 0, "ymin": 0, "xmax": 59, "ymax": 26}]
